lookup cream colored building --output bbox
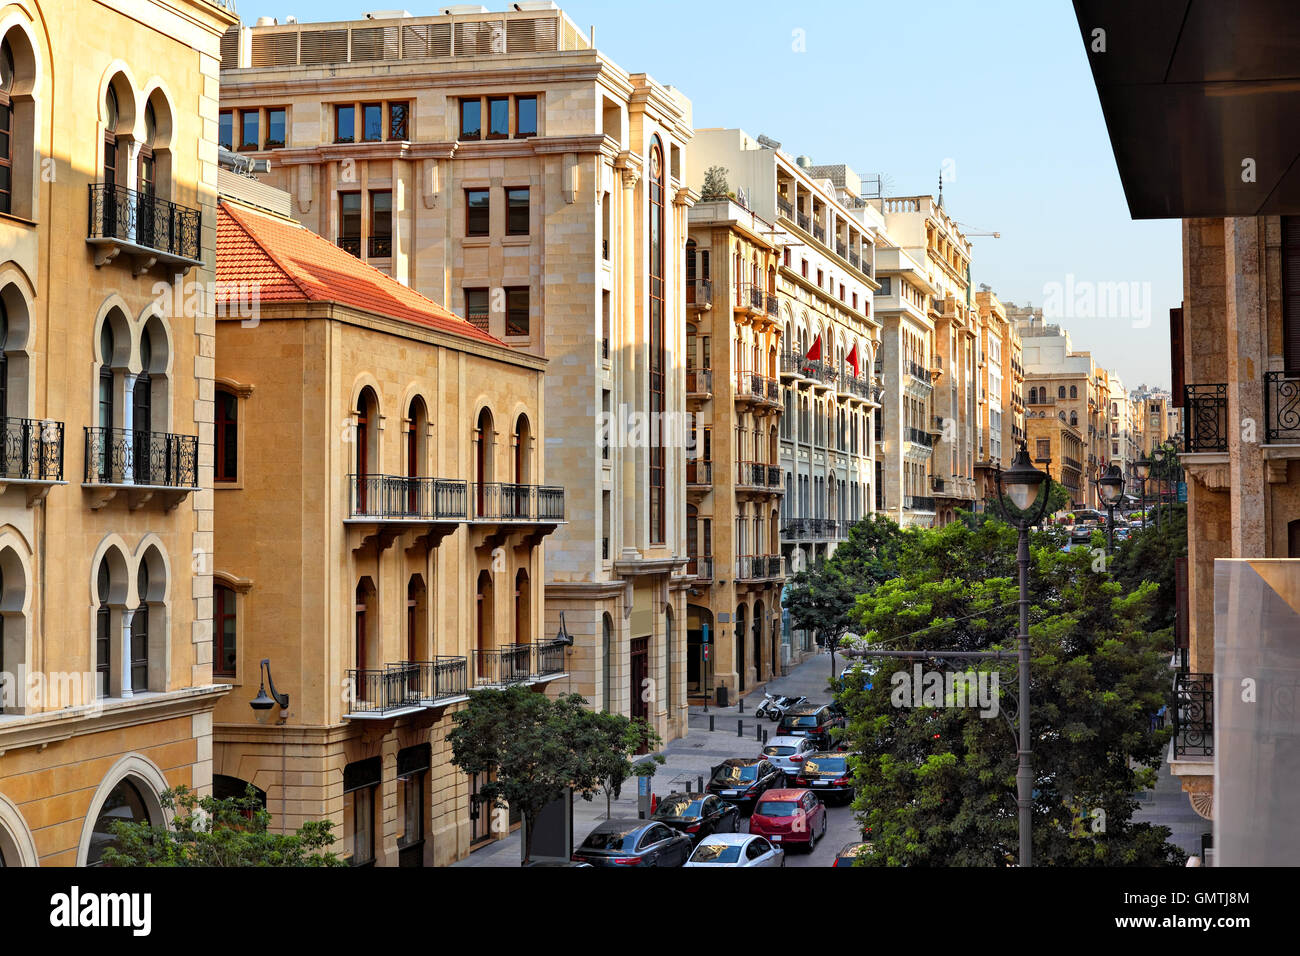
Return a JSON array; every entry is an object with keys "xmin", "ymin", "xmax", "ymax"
[
  {"xmin": 973, "ymin": 289, "xmax": 1024, "ymax": 506},
  {"xmin": 684, "ymin": 199, "xmax": 786, "ymax": 699},
  {"xmin": 219, "ymin": 6, "xmax": 694, "ymax": 744},
  {"xmin": 212, "ymin": 174, "xmax": 557, "ymax": 867},
  {"xmin": 0, "ymin": 0, "xmax": 236, "ymax": 867}
]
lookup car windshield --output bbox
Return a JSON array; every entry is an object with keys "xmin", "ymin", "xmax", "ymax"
[
  {"xmin": 806, "ymin": 756, "xmax": 847, "ymax": 774},
  {"xmin": 755, "ymin": 800, "xmax": 799, "ymax": 817},
  {"xmin": 656, "ymin": 798, "xmax": 703, "ymax": 818},
  {"xmin": 690, "ymin": 843, "xmax": 742, "ymax": 864},
  {"xmin": 580, "ymin": 829, "xmax": 636, "ymax": 851},
  {"xmin": 786, "ymin": 715, "xmax": 820, "ymax": 727},
  {"xmin": 763, "ymin": 746, "xmax": 795, "ymax": 756},
  {"xmin": 714, "ymin": 764, "xmax": 760, "ymax": 783}
]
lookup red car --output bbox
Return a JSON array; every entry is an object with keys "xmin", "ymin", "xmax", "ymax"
[{"xmin": 748, "ymin": 789, "xmax": 828, "ymax": 851}]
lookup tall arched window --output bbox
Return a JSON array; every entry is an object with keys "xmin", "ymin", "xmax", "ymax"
[
  {"xmin": 355, "ymin": 578, "xmax": 375, "ymax": 672},
  {"xmin": 0, "ymin": 40, "xmax": 13, "ymax": 216},
  {"xmin": 87, "ymin": 779, "xmax": 151, "ymax": 866},
  {"xmin": 407, "ymin": 574, "xmax": 427, "ymax": 662},
  {"xmin": 648, "ymin": 136, "xmax": 666, "ymax": 545},
  {"xmin": 1058, "ymin": 386, "xmax": 1066, "ymax": 399},
  {"xmin": 407, "ymin": 397, "xmax": 427, "ymax": 513},
  {"xmin": 1070, "ymin": 385, "xmax": 1078, "ymax": 399},
  {"xmin": 130, "ymin": 562, "xmax": 149, "ymax": 693},
  {"xmin": 215, "ymin": 388, "xmax": 238, "ymax": 483},
  {"xmin": 133, "ymin": 334, "xmax": 152, "ymax": 482},
  {"xmin": 98, "ymin": 322, "xmax": 116, "ymax": 481},
  {"xmin": 514, "ymin": 414, "xmax": 531, "ymax": 485},
  {"xmin": 214, "ymin": 582, "xmax": 236, "ymax": 677},
  {"xmin": 0, "ymin": 298, "xmax": 7, "ymax": 422},
  {"xmin": 664, "ymin": 608, "xmax": 674, "ymax": 714},
  {"xmin": 602, "ymin": 613, "xmax": 613, "ymax": 713},
  {"xmin": 96, "ymin": 560, "xmax": 113, "ymax": 697},
  {"xmin": 514, "ymin": 568, "xmax": 530, "ymax": 644},
  {"xmin": 355, "ymin": 388, "xmax": 377, "ymax": 513},
  {"xmin": 475, "ymin": 570, "xmax": 493, "ymax": 678},
  {"xmin": 138, "ymin": 101, "xmax": 157, "ymax": 247},
  {"xmin": 474, "ymin": 407, "xmax": 494, "ymax": 517}
]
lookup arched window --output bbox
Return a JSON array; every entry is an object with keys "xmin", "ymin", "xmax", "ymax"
[
  {"xmin": 1070, "ymin": 411, "xmax": 1079, "ymax": 426},
  {"xmin": 355, "ymin": 578, "xmax": 376, "ymax": 673},
  {"xmin": 475, "ymin": 570, "xmax": 493, "ymax": 677},
  {"xmin": 97, "ymin": 322, "xmax": 116, "ymax": 481},
  {"xmin": 130, "ymin": 562, "xmax": 149, "ymax": 693},
  {"xmin": 514, "ymin": 414, "xmax": 531, "ymax": 485},
  {"xmin": 95, "ymin": 559, "xmax": 113, "ymax": 697},
  {"xmin": 474, "ymin": 407, "xmax": 494, "ymax": 517},
  {"xmin": 0, "ymin": 40, "xmax": 12, "ymax": 216},
  {"xmin": 215, "ymin": 388, "xmax": 238, "ymax": 482},
  {"xmin": 514, "ymin": 568, "xmax": 530, "ymax": 644},
  {"xmin": 355, "ymin": 388, "xmax": 378, "ymax": 513},
  {"xmin": 132, "ymin": 333, "xmax": 153, "ymax": 483},
  {"xmin": 0, "ymin": 298, "xmax": 7, "ymax": 421},
  {"xmin": 406, "ymin": 397, "xmax": 427, "ymax": 512},
  {"xmin": 0, "ymin": 30, "xmax": 35, "ymax": 220},
  {"xmin": 1069, "ymin": 385, "xmax": 1078, "ymax": 400},
  {"xmin": 87, "ymin": 778, "xmax": 151, "ymax": 866},
  {"xmin": 602, "ymin": 613, "xmax": 613, "ymax": 713},
  {"xmin": 1057, "ymin": 385, "xmax": 1066, "ymax": 399},
  {"xmin": 214, "ymin": 582, "xmax": 236, "ymax": 677},
  {"xmin": 407, "ymin": 574, "xmax": 427, "ymax": 662}
]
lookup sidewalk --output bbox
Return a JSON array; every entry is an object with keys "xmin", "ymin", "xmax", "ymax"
[{"xmin": 452, "ymin": 650, "xmax": 839, "ymax": 866}]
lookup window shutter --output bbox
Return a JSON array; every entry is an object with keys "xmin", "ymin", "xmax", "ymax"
[{"xmin": 1283, "ymin": 216, "xmax": 1300, "ymax": 377}]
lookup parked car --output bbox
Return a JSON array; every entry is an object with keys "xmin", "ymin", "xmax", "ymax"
[
  {"xmin": 707, "ymin": 758, "xmax": 783, "ymax": 810},
  {"xmin": 684, "ymin": 832, "xmax": 785, "ymax": 868},
  {"xmin": 761, "ymin": 734, "xmax": 819, "ymax": 782},
  {"xmin": 651, "ymin": 792, "xmax": 740, "ymax": 843},
  {"xmin": 571, "ymin": 819, "xmax": 693, "ymax": 867},
  {"xmin": 777, "ymin": 703, "xmax": 845, "ymax": 750},
  {"xmin": 839, "ymin": 662, "xmax": 876, "ymax": 690},
  {"xmin": 832, "ymin": 841, "xmax": 876, "ymax": 867},
  {"xmin": 794, "ymin": 751, "xmax": 858, "ymax": 803},
  {"xmin": 748, "ymin": 789, "xmax": 828, "ymax": 851}
]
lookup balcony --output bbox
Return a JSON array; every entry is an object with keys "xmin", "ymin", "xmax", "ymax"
[
  {"xmin": 812, "ymin": 224, "xmax": 826, "ymax": 243},
  {"xmin": 1264, "ymin": 372, "xmax": 1300, "ymax": 443},
  {"xmin": 345, "ymin": 664, "xmax": 426, "ymax": 719},
  {"xmin": 400, "ymin": 657, "xmax": 470, "ymax": 706},
  {"xmin": 1184, "ymin": 383, "xmax": 1228, "ymax": 452},
  {"xmin": 368, "ymin": 235, "xmax": 392, "ymax": 258},
  {"xmin": 471, "ymin": 483, "xmax": 566, "ymax": 523},
  {"xmin": 472, "ymin": 640, "xmax": 568, "ymax": 687},
  {"xmin": 904, "ymin": 495, "xmax": 936, "ymax": 512},
  {"xmin": 906, "ymin": 360, "xmax": 934, "ymax": 387},
  {"xmin": 687, "ymin": 555, "xmax": 714, "ymax": 582},
  {"xmin": 87, "ymin": 183, "xmax": 202, "ymax": 272},
  {"xmin": 782, "ymin": 517, "xmax": 809, "ymax": 540},
  {"xmin": 83, "ymin": 427, "xmax": 199, "ymax": 509},
  {"xmin": 687, "ymin": 367, "xmax": 713, "ymax": 402},
  {"xmin": 687, "ymin": 278, "xmax": 713, "ymax": 311},
  {"xmin": 836, "ymin": 240, "xmax": 847, "ymax": 259},
  {"xmin": 906, "ymin": 427, "xmax": 935, "ymax": 448},
  {"xmin": 1062, "ymin": 456, "xmax": 1083, "ymax": 472},
  {"xmin": 778, "ymin": 197, "xmax": 793, "ymax": 220},
  {"xmin": 0, "ymin": 417, "xmax": 65, "ymax": 504},
  {"xmin": 736, "ymin": 461, "xmax": 782, "ymax": 498},
  {"xmin": 737, "ymin": 554, "xmax": 784, "ymax": 583},
  {"xmin": 797, "ymin": 213, "xmax": 811, "ymax": 232},
  {"xmin": 686, "ymin": 459, "xmax": 713, "ymax": 492},
  {"xmin": 780, "ymin": 350, "xmax": 815, "ymax": 381},
  {"xmin": 1173, "ymin": 672, "xmax": 1213, "ymax": 759}
]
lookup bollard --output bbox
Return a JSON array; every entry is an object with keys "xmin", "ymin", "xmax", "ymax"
[
  {"xmin": 762, "ymin": 728, "xmax": 768, "ymax": 744},
  {"xmin": 698, "ymin": 776, "xmax": 705, "ymax": 793},
  {"xmin": 756, "ymin": 723, "xmax": 763, "ymax": 742},
  {"xmin": 709, "ymin": 715, "xmax": 715, "ymax": 733},
  {"xmin": 685, "ymin": 781, "xmax": 692, "ymax": 794},
  {"xmin": 738, "ymin": 697, "xmax": 744, "ymax": 714},
  {"xmin": 738, "ymin": 720, "xmax": 744, "ymax": 737}
]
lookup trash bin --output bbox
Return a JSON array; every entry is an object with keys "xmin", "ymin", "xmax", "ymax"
[{"xmin": 716, "ymin": 685, "xmax": 729, "ymax": 709}]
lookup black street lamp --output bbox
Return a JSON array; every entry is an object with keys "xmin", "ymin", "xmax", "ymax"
[
  {"xmin": 1134, "ymin": 454, "xmax": 1153, "ymax": 530},
  {"xmin": 991, "ymin": 443, "xmax": 1053, "ymax": 869},
  {"xmin": 1151, "ymin": 445, "xmax": 1166, "ymax": 529},
  {"xmin": 250, "ymin": 659, "xmax": 290, "ymax": 833},
  {"xmin": 1098, "ymin": 464, "xmax": 1125, "ymax": 553}
]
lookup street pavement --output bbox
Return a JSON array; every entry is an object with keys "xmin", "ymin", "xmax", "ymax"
[{"xmin": 452, "ymin": 646, "xmax": 1200, "ymax": 866}]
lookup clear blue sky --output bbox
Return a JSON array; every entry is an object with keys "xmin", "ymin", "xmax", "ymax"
[{"xmin": 236, "ymin": 0, "xmax": 1179, "ymax": 391}]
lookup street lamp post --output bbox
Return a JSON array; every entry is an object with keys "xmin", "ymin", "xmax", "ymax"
[
  {"xmin": 1134, "ymin": 454, "xmax": 1153, "ymax": 530},
  {"xmin": 991, "ymin": 443, "xmax": 1053, "ymax": 869},
  {"xmin": 1151, "ymin": 446, "xmax": 1166, "ymax": 530},
  {"xmin": 1098, "ymin": 464, "xmax": 1125, "ymax": 554}
]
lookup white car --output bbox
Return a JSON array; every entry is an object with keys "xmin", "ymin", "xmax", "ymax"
[
  {"xmin": 761, "ymin": 735, "xmax": 819, "ymax": 781},
  {"xmin": 684, "ymin": 832, "xmax": 785, "ymax": 868},
  {"xmin": 840, "ymin": 661, "xmax": 877, "ymax": 690}
]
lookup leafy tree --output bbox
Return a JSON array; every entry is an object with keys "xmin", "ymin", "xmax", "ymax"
[
  {"xmin": 448, "ymin": 686, "xmax": 605, "ymax": 864},
  {"xmin": 587, "ymin": 711, "xmax": 664, "ymax": 818},
  {"xmin": 1111, "ymin": 503, "xmax": 1187, "ymax": 631},
  {"xmin": 838, "ymin": 518, "xmax": 1185, "ymax": 866},
  {"xmin": 99, "ymin": 785, "xmax": 344, "ymax": 866},
  {"xmin": 700, "ymin": 165, "xmax": 730, "ymax": 201}
]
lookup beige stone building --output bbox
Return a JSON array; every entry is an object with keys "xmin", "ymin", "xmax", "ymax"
[
  {"xmin": 684, "ymin": 198, "xmax": 785, "ymax": 700},
  {"xmin": 973, "ymin": 289, "xmax": 1024, "ymax": 506},
  {"xmin": 219, "ymin": 6, "xmax": 694, "ymax": 744},
  {"xmin": 1024, "ymin": 412, "xmax": 1085, "ymax": 506},
  {"xmin": 211, "ymin": 176, "xmax": 558, "ymax": 867},
  {"xmin": 0, "ymin": 0, "xmax": 236, "ymax": 867}
]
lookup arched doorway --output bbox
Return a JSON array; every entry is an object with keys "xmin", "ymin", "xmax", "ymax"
[
  {"xmin": 85, "ymin": 777, "xmax": 157, "ymax": 866},
  {"xmin": 475, "ymin": 570, "xmax": 493, "ymax": 680},
  {"xmin": 474, "ymin": 407, "xmax": 494, "ymax": 517},
  {"xmin": 735, "ymin": 603, "xmax": 747, "ymax": 693},
  {"xmin": 753, "ymin": 599, "xmax": 765, "ymax": 680},
  {"xmin": 514, "ymin": 567, "xmax": 530, "ymax": 644}
]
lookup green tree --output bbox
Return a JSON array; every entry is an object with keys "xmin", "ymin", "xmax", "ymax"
[
  {"xmin": 700, "ymin": 165, "xmax": 730, "ymax": 201},
  {"xmin": 838, "ymin": 518, "xmax": 1184, "ymax": 866},
  {"xmin": 98, "ymin": 785, "xmax": 345, "ymax": 866},
  {"xmin": 448, "ymin": 686, "xmax": 605, "ymax": 864},
  {"xmin": 1111, "ymin": 503, "xmax": 1187, "ymax": 631},
  {"xmin": 587, "ymin": 711, "xmax": 664, "ymax": 818}
]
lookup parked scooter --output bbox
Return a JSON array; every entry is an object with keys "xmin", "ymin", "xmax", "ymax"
[{"xmin": 755, "ymin": 693, "xmax": 808, "ymax": 721}]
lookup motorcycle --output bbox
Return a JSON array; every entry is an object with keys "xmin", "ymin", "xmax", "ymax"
[{"xmin": 755, "ymin": 693, "xmax": 807, "ymax": 721}]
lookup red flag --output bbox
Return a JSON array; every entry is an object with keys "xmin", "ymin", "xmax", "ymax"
[
  {"xmin": 847, "ymin": 342, "xmax": 859, "ymax": 376},
  {"xmin": 806, "ymin": 335, "xmax": 822, "ymax": 361}
]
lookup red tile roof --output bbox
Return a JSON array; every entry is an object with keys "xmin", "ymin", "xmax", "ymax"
[{"xmin": 216, "ymin": 200, "xmax": 504, "ymax": 347}]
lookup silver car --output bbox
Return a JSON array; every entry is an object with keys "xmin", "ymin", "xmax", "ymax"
[
  {"xmin": 684, "ymin": 832, "xmax": 785, "ymax": 868},
  {"xmin": 761, "ymin": 734, "xmax": 819, "ymax": 782}
]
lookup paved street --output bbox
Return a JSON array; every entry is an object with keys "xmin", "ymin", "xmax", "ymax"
[{"xmin": 455, "ymin": 646, "xmax": 1200, "ymax": 867}]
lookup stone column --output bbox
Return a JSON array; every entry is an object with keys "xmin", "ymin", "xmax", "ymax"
[
  {"xmin": 120, "ymin": 607, "xmax": 137, "ymax": 698},
  {"xmin": 122, "ymin": 372, "xmax": 137, "ymax": 484},
  {"xmin": 619, "ymin": 160, "xmax": 642, "ymax": 558},
  {"xmin": 1224, "ymin": 217, "xmax": 1266, "ymax": 557}
]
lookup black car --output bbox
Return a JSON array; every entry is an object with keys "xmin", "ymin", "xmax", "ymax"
[
  {"xmin": 794, "ymin": 751, "xmax": 858, "ymax": 803},
  {"xmin": 571, "ymin": 820, "xmax": 693, "ymax": 867},
  {"xmin": 652, "ymin": 792, "xmax": 741, "ymax": 843},
  {"xmin": 707, "ymin": 758, "xmax": 783, "ymax": 810},
  {"xmin": 777, "ymin": 704, "xmax": 845, "ymax": 750}
]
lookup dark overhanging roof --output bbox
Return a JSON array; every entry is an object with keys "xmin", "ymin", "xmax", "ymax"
[{"xmin": 1074, "ymin": 0, "xmax": 1300, "ymax": 219}]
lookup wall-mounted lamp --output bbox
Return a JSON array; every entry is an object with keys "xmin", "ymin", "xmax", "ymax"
[
  {"xmin": 554, "ymin": 612, "xmax": 575, "ymax": 647},
  {"xmin": 249, "ymin": 658, "xmax": 289, "ymax": 725}
]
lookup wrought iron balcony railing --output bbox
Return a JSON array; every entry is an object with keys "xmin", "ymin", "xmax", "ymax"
[
  {"xmin": 346, "ymin": 664, "xmax": 423, "ymax": 717},
  {"xmin": 1264, "ymin": 372, "xmax": 1300, "ymax": 444},
  {"xmin": 0, "ymin": 417, "xmax": 63, "ymax": 482},
  {"xmin": 473, "ymin": 645, "xmax": 533, "ymax": 686},
  {"xmin": 687, "ymin": 278, "xmax": 712, "ymax": 307},
  {"xmin": 471, "ymin": 483, "xmax": 565, "ymax": 521},
  {"xmin": 812, "ymin": 224, "xmax": 826, "ymax": 243},
  {"xmin": 906, "ymin": 427, "xmax": 935, "ymax": 448},
  {"xmin": 84, "ymin": 428, "xmax": 198, "ymax": 488},
  {"xmin": 797, "ymin": 213, "xmax": 811, "ymax": 232},
  {"xmin": 766, "ymin": 293, "xmax": 779, "ymax": 316},
  {"xmin": 368, "ymin": 235, "xmax": 392, "ymax": 258},
  {"xmin": 348, "ymin": 475, "xmax": 467, "ymax": 520},
  {"xmin": 782, "ymin": 516, "xmax": 810, "ymax": 539},
  {"xmin": 87, "ymin": 183, "xmax": 201, "ymax": 264},
  {"xmin": 1184, "ymin": 383, "xmax": 1228, "ymax": 452},
  {"xmin": 905, "ymin": 495, "xmax": 936, "ymax": 511},
  {"xmin": 395, "ymin": 657, "xmax": 468, "ymax": 704},
  {"xmin": 1173, "ymin": 671, "xmax": 1213, "ymax": 759},
  {"xmin": 748, "ymin": 285, "xmax": 765, "ymax": 311},
  {"xmin": 337, "ymin": 236, "xmax": 362, "ymax": 258},
  {"xmin": 687, "ymin": 459, "xmax": 713, "ymax": 486},
  {"xmin": 777, "ymin": 198, "xmax": 793, "ymax": 219},
  {"xmin": 687, "ymin": 367, "xmax": 713, "ymax": 396},
  {"xmin": 687, "ymin": 555, "xmax": 714, "ymax": 581}
]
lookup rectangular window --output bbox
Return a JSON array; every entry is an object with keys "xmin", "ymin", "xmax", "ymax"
[
  {"xmin": 465, "ymin": 188, "xmax": 490, "ymax": 237},
  {"xmin": 460, "ymin": 98, "xmax": 481, "ymax": 140},
  {"xmin": 369, "ymin": 191, "xmax": 392, "ymax": 257},
  {"xmin": 389, "ymin": 101, "xmax": 410, "ymax": 141},
  {"xmin": 487, "ymin": 96, "xmax": 509, "ymax": 138},
  {"xmin": 265, "ymin": 108, "xmax": 286, "ymax": 148},
  {"xmin": 505, "ymin": 287, "xmax": 530, "ymax": 337},
  {"xmin": 336, "ymin": 104, "xmax": 356, "ymax": 143},
  {"xmin": 506, "ymin": 187, "xmax": 529, "ymax": 236},
  {"xmin": 214, "ymin": 586, "xmax": 237, "ymax": 678},
  {"xmin": 343, "ymin": 786, "xmax": 376, "ymax": 866},
  {"xmin": 1283, "ymin": 216, "xmax": 1300, "ymax": 376},
  {"xmin": 338, "ymin": 192, "xmax": 361, "ymax": 257},
  {"xmin": 396, "ymin": 771, "xmax": 425, "ymax": 858},
  {"xmin": 516, "ymin": 95, "xmax": 537, "ymax": 137},
  {"xmin": 362, "ymin": 102, "xmax": 383, "ymax": 142},
  {"xmin": 464, "ymin": 287, "xmax": 489, "ymax": 330},
  {"xmin": 1036, "ymin": 439, "xmax": 1051, "ymax": 461},
  {"xmin": 240, "ymin": 111, "xmax": 259, "ymax": 151},
  {"xmin": 218, "ymin": 110, "xmax": 234, "ymax": 151}
]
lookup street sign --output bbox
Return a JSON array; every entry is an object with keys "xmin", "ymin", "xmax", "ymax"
[
  {"xmin": 703, "ymin": 645, "xmax": 710, "ymax": 661},
  {"xmin": 1177, "ymin": 481, "xmax": 1187, "ymax": 503},
  {"xmin": 702, "ymin": 623, "xmax": 710, "ymax": 644}
]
